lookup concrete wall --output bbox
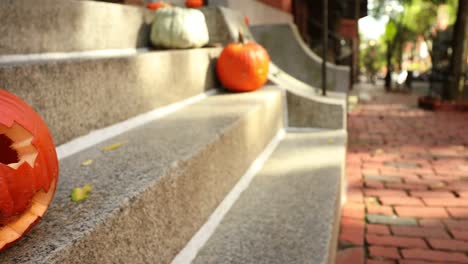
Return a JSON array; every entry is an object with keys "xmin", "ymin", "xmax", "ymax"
[
  {"xmin": 252, "ymin": 23, "xmax": 350, "ymax": 93},
  {"xmin": 208, "ymin": 0, "xmax": 293, "ymax": 25},
  {"xmin": 201, "ymin": 6, "xmax": 255, "ymax": 45},
  {"xmin": 0, "ymin": 0, "xmax": 153, "ymax": 55},
  {"xmin": 257, "ymin": 0, "xmax": 292, "ymax": 12}
]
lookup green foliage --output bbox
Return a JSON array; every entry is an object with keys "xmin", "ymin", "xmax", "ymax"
[
  {"xmin": 384, "ymin": 20, "xmax": 398, "ymax": 42},
  {"xmin": 370, "ymin": 0, "xmax": 411, "ymax": 18},
  {"xmin": 366, "ymin": 0, "xmax": 460, "ymax": 77},
  {"xmin": 444, "ymin": 0, "xmax": 459, "ymax": 24},
  {"xmin": 360, "ymin": 39, "xmax": 387, "ymax": 74},
  {"xmin": 403, "ymin": 0, "xmax": 438, "ymax": 36}
]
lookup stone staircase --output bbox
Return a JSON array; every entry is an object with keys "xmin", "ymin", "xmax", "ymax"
[{"xmin": 0, "ymin": 1, "xmax": 348, "ymax": 263}]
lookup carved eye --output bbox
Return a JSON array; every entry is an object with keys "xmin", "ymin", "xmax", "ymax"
[{"xmin": 0, "ymin": 123, "xmax": 38, "ymax": 170}]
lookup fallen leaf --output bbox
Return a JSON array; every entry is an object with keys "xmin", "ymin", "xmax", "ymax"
[
  {"xmin": 103, "ymin": 142, "xmax": 123, "ymax": 152},
  {"xmin": 81, "ymin": 159, "xmax": 94, "ymax": 167},
  {"xmin": 71, "ymin": 184, "xmax": 93, "ymax": 203}
]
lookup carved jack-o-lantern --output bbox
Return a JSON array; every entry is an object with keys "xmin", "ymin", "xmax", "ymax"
[{"xmin": 0, "ymin": 89, "xmax": 59, "ymax": 251}]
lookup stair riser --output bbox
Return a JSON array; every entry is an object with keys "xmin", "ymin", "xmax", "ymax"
[
  {"xmin": 0, "ymin": 0, "xmax": 249, "ymax": 55},
  {"xmin": 207, "ymin": 0, "xmax": 293, "ymax": 26},
  {"xmin": 201, "ymin": 6, "xmax": 254, "ymax": 45},
  {"xmin": 41, "ymin": 89, "xmax": 284, "ymax": 264},
  {"xmin": 287, "ymin": 91, "xmax": 346, "ymax": 129},
  {"xmin": 0, "ymin": 48, "xmax": 221, "ymax": 145},
  {"xmin": 0, "ymin": 0, "xmax": 153, "ymax": 55}
]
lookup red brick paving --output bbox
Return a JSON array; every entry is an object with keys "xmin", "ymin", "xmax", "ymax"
[
  {"xmin": 336, "ymin": 89, "xmax": 468, "ymax": 264},
  {"xmin": 369, "ymin": 246, "xmax": 401, "ymax": 259},
  {"xmin": 394, "ymin": 206, "xmax": 449, "ymax": 218},
  {"xmin": 336, "ymin": 247, "xmax": 365, "ymax": 264},
  {"xmin": 448, "ymin": 207, "xmax": 468, "ymax": 218},
  {"xmin": 401, "ymin": 248, "xmax": 468, "ymax": 263},
  {"xmin": 428, "ymin": 238, "xmax": 468, "ymax": 251},
  {"xmin": 367, "ymin": 260, "xmax": 395, "ymax": 264},
  {"xmin": 390, "ymin": 226, "xmax": 450, "ymax": 239},
  {"xmin": 367, "ymin": 205, "xmax": 395, "ymax": 215},
  {"xmin": 367, "ymin": 224, "xmax": 391, "ymax": 235},
  {"xmin": 366, "ymin": 234, "xmax": 428, "ymax": 248},
  {"xmin": 451, "ymin": 229, "xmax": 468, "ymax": 241}
]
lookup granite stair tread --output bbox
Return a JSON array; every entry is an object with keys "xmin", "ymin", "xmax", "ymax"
[
  {"xmin": 0, "ymin": 87, "xmax": 284, "ymax": 264},
  {"xmin": 193, "ymin": 130, "xmax": 346, "ymax": 264},
  {"xmin": 0, "ymin": 48, "xmax": 221, "ymax": 145}
]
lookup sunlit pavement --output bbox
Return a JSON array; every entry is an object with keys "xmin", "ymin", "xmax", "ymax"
[{"xmin": 337, "ymin": 84, "xmax": 468, "ymax": 264}]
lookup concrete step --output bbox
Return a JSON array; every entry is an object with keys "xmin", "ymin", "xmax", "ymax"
[
  {"xmin": 0, "ymin": 87, "xmax": 284, "ymax": 264},
  {"xmin": 0, "ymin": 0, "xmax": 153, "ymax": 55},
  {"xmin": 0, "ymin": 0, "xmax": 248, "ymax": 55},
  {"xmin": 0, "ymin": 48, "xmax": 221, "ymax": 145},
  {"xmin": 207, "ymin": 0, "xmax": 293, "ymax": 26},
  {"xmin": 269, "ymin": 63, "xmax": 347, "ymax": 130},
  {"xmin": 201, "ymin": 6, "xmax": 254, "ymax": 45},
  {"xmin": 193, "ymin": 130, "xmax": 347, "ymax": 264},
  {"xmin": 251, "ymin": 23, "xmax": 350, "ymax": 93}
]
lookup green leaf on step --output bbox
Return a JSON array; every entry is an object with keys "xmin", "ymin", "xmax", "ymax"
[
  {"xmin": 82, "ymin": 184, "xmax": 93, "ymax": 193},
  {"xmin": 71, "ymin": 184, "xmax": 93, "ymax": 203},
  {"xmin": 103, "ymin": 142, "xmax": 123, "ymax": 152}
]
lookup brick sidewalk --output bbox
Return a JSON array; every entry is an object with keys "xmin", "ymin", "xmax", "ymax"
[{"xmin": 337, "ymin": 89, "xmax": 468, "ymax": 264}]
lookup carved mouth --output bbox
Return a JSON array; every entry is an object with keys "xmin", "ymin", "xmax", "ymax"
[
  {"xmin": 0, "ymin": 123, "xmax": 52, "ymax": 249},
  {"xmin": 0, "ymin": 123, "xmax": 38, "ymax": 169}
]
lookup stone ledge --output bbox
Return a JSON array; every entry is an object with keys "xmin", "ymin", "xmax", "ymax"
[
  {"xmin": 251, "ymin": 23, "xmax": 350, "ymax": 93},
  {"xmin": 0, "ymin": 48, "xmax": 221, "ymax": 145},
  {"xmin": 193, "ymin": 130, "xmax": 347, "ymax": 264},
  {"xmin": 269, "ymin": 64, "xmax": 347, "ymax": 130},
  {"xmin": 0, "ymin": 87, "xmax": 284, "ymax": 264},
  {"xmin": 0, "ymin": 0, "xmax": 153, "ymax": 54}
]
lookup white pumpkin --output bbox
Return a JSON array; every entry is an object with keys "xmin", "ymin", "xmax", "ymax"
[{"xmin": 150, "ymin": 7, "xmax": 209, "ymax": 49}]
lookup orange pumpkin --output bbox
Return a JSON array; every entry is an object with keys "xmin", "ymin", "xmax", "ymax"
[
  {"xmin": 146, "ymin": 1, "xmax": 171, "ymax": 10},
  {"xmin": 185, "ymin": 0, "xmax": 204, "ymax": 8},
  {"xmin": 0, "ymin": 89, "xmax": 59, "ymax": 251},
  {"xmin": 216, "ymin": 33, "xmax": 270, "ymax": 92}
]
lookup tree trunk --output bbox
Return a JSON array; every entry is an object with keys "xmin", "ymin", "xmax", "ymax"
[
  {"xmin": 397, "ymin": 42, "xmax": 403, "ymax": 72},
  {"xmin": 446, "ymin": 0, "xmax": 468, "ymax": 100},
  {"xmin": 349, "ymin": 0, "xmax": 360, "ymax": 89},
  {"xmin": 385, "ymin": 41, "xmax": 393, "ymax": 91}
]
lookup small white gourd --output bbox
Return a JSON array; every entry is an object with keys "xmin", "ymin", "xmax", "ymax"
[{"xmin": 150, "ymin": 7, "xmax": 209, "ymax": 49}]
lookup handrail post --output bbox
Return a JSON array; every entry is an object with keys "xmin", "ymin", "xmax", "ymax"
[{"xmin": 322, "ymin": 0, "xmax": 328, "ymax": 96}]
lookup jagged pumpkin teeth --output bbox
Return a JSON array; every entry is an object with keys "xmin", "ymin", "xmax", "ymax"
[
  {"xmin": 0, "ymin": 226, "xmax": 19, "ymax": 245},
  {"xmin": 30, "ymin": 201, "xmax": 48, "ymax": 217},
  {"xmin": 14, "ymin": 145, "xmax": 37, "ymax": 158},
  {"xmin": 7, "ymin": 212, "xmax": 38, "ymax": 234},
  {"xmin": 4, "ymin": 123, "xmax": 33, "ymax": 142},
  {"xmin": 32, "ymin": 187, "xmax": 54, "ymax": 205},
  {"xmin": 10, "ymin": 137, "xmax": 33, "ymax": 148},
  {"xmin": 0, "ymin": 89, "xmax": 59, "ymax": 251}
]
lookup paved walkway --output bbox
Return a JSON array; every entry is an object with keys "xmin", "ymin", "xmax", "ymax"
[{"xmin": 337, "ymin": 85, "xmax": 468, "ymax": 264}]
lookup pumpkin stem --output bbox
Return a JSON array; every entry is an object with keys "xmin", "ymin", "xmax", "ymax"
[{"xmin": 238, "ymin": 28, "xmax": 246, "ymax": 44}]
